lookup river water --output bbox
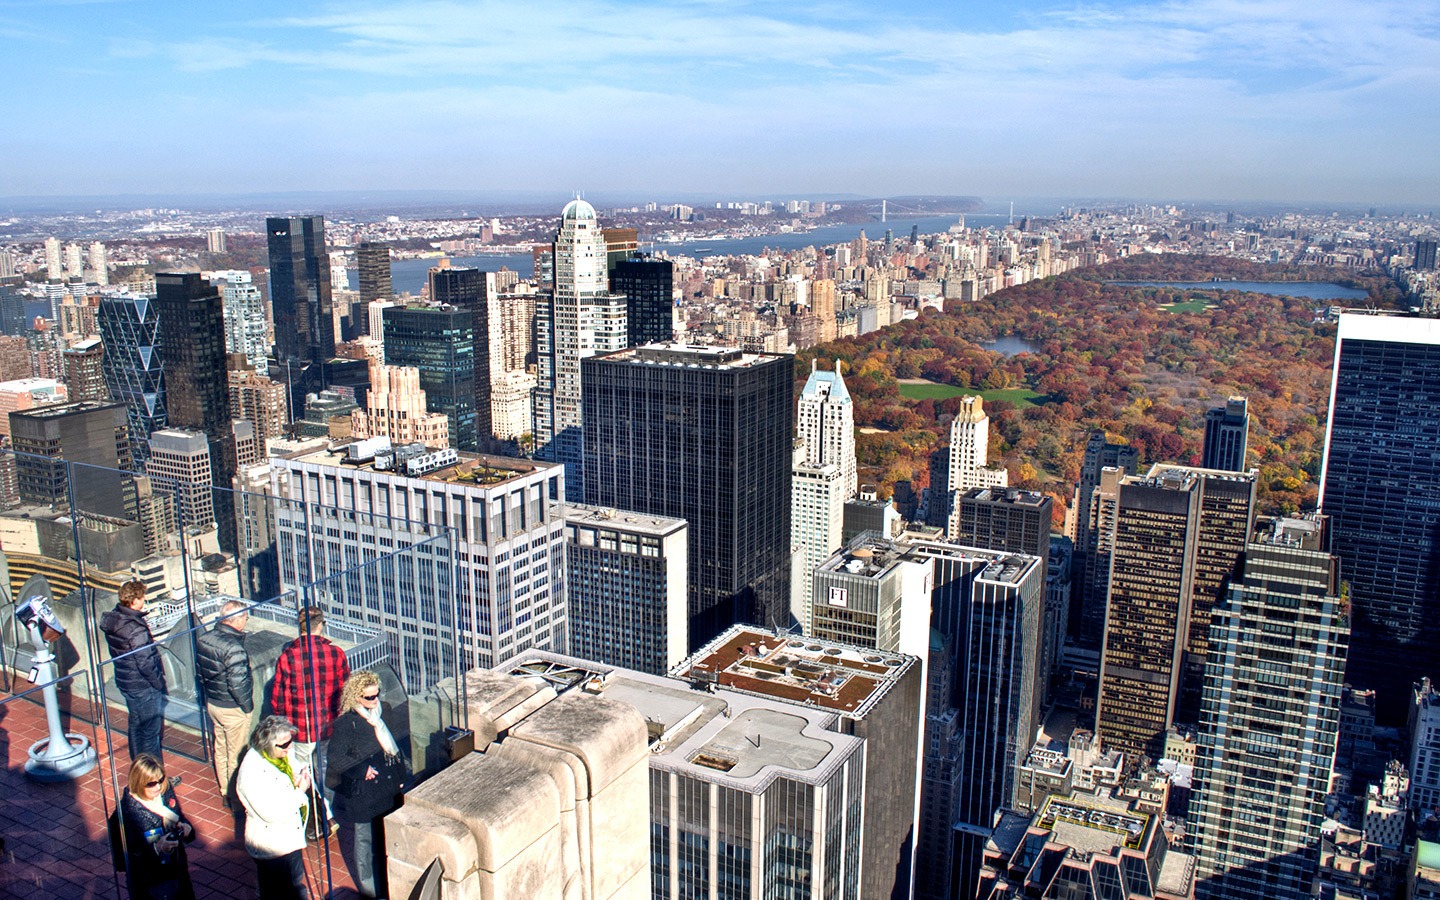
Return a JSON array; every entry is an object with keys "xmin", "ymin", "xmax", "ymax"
[{"xmin": 361, "ymin": 212, "xmax": 1044, "ymax": 294}]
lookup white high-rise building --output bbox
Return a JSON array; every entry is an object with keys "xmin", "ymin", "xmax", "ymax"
[
  {"xmin": 64, "ymin": 242, "xmax": 84, "ymax": 279},
  {"xmin": 270, "ymin": 445, "xmax": 568, "ymax": 687},
  {"xmin": 533, "ymin": 199, "xmax": 626, "ymax": 499},
  {"xmin": 1412, "ymin": 677, "xmax": 1440, "ymax": 815},
  {"xmin": 88, "ymin": 241, "xmax": 108, "ymax": 286},
  {"xmin": 791, "ymin": 360, "xmax": 858, "ymax": 629},
  {"xmin": 206, "ymin": 227, "xmax": 226, "ymax": 253},
  {"xmin": 367, "ymin": 299, "xmax": 396, "ymax": 350},
  {"xmin": 947, "ymin": 396, "xmax": 1007, "ymax": 537},
  {"xmin": 796, "ymin": 359, "xmax": 857, "ymax": 494},
  {"xmin": 0, "ymin": 249, "xmax": 15, "ymax": 279},
  {"xmin": 44, "ymin": 237, "xmax": 62, "ymax": 280},
  {"xmin": 211, "ymin": 270, "xmax": 270, "ymax": 375}
]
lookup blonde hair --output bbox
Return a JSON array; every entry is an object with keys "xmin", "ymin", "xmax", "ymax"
[
  {"xmin": 338, "ymin": 670, "xmax": 381, "ymax": 714},
  {"xmin": 128, "ymin": 753, "xmax": 165, "ymax": 794}
]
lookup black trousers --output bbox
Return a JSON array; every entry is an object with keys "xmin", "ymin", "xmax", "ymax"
[{"xmin": 254, "ymin": 850, "xmax": 309, "ymax": 899}]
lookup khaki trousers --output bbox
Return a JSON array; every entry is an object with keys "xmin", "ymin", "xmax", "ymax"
[{"xmin": 208, "ymin": 703, "xmax": 251, "ymax": 801}]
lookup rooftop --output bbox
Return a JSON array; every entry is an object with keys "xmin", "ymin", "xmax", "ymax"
[
  {"xmin": 281, "ymin": 442, "xmax": 556, "ymax": 488},
  {"xmin": 561, "ymin": 503, "xmax": 686, "ymax": 538},
  {"xmin": 1035, "ymin": 795, "xmax": 1154, "ymax": 856},
  {"xmin": 603, "ymin": 342, "xmax": 786, "ymax": 370},
  {"xmin": 675, "ymin": 625, "xmax": 916, "ymax": 719},
  {"xmin": 501, "ymin": 651, "xmax": 863, "ymax": 791}
]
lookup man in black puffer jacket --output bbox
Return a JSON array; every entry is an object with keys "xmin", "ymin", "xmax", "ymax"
[
  {"xmin": 195, "ymin": 599, "xmax": 253, "ymax": 806},
  {"xmin": 99, "ymin": 580, "xmax": 167, "ymax": 761}
]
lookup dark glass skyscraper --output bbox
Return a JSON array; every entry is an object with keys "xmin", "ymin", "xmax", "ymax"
[
  {"xmin": 1073, "ymin": 430, "xmax": 1140, "ymax": 644},
  {"xmin": 382, "ymin": 305, "xmax": 476, "ymax": 451},
  {"xmin": 428, "ymin": 267, "xmax": 493, "ymax": 445},
  {"xmin": 1320, "ymin": 313, "xmax": 1440, "ymax": 722},
  {"xmin": 267, "ymin": 216, "xmax": 334, "ymax": 411},
  {"xmin": 1201, "ymin": 395, "xmax": 1249, "ymax": 471},
  {"xmin": 609, "ymin": 253, "xmax": 674, "ymax": 346},
  {"xmin": 356, "ymin": 241, "xmax": 392, "ymax": 312},
  {"xmin": 581, "ymin": 344, "xmax": 793, "ymax": 650},
  {"xmin": 0, "ymin": 284, "xmax": 26, "ymax": 336},
  {"xmin": 154, "ymin": 272, "xmax": 236, "ymax": 549}
]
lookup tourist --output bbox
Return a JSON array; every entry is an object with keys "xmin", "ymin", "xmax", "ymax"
[
  {"xmin": 119, "ymin": 753, "xmax": 196, "ymax": 900},
  {"xmin": 100, "ymin": 580, "xmax": 168, "ymax": 762},
  {"xmin": 195, "ymin": 599, "xmax": 253, "ymax": 807},
  {"xmin": 327, "ymin": 671, "xmax": 409, "ymax": 898},
  {"xmin": 236, "ymin": 715, "xmax": 312, "ymax": 899},
  {"xmin": 270, "ymin": 605, "xmax": 348, "ymax": 835}
]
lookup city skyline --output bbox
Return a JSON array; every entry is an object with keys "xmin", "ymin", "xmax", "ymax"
[{"xmin": 3, "ymin": 1, "xmax": 1438, "ymax": 203}]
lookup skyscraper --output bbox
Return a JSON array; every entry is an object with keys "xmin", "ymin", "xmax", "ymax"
[
  {"xmin": 355, "ymin": 241, "xmax": 392, "ymax": 312},
  {"xmin": 609, "ymin": 253, "xmax": 673, "ymax": 346},
  {"xmin": 956, "ymin": 487, "xmax": 1056, "ymax": 681},
  {"xmin": 1416, "ymin": 239, "xmax": 1438, "ymax": 271},
  {"xmin": 903, "ymin": 536, "xmax": 1047, "ymax": 900},
  {"xmin": 62, "ymin": 338, "xmax": 109, "ymax": 403},
  {"xmin": 791, "ymin": 360, "xmax": 858, "ymax": 627},
  {"xmin": 1190, "ymin": 515, "xmax": 1347, "ymax": 900},
  {"xmin": 1073, "ymin": 431, "xmax": 1140, "ymax": 645},
  {"xmin": 1201, "ymin": 395, "xmax": 1249, "ymax": 471},
  {"xmin": 348, "ymin": 362, "xmax": 449, "ymax": 448},
  {"xmin": 0, "ymin": 284, "xmax": 26, "ymax": 336},
  {"xmin": 534, "ymin": 200, "xmax": 628, "ymax": 499},
  {"xmin": 946, "ymin": 396, "xmax": 1007, "ymax": 530},
  {"xmin": 98, "ymin": 292, "xmax": 166, "ymax": 464},
  {"xmin": 213, "ymin": 270, "xmax": 269, "ymax": 375},
  {"xmin": 1319, "ymin": 313, "xmax": 1440, "ymax": 721},
  {"xmin": 270, "ymin": 444, "xmax": 567, "ymax": 686},
  {"xmin": 1095, "ymin": 464, "xmax": 1255, "ymax": 763},
  {"xmin": 10, "ymin": 400, "xmax": 133, "ymax": 519},
  {"xmin": 561, "ymin": 503, "xmax": 688, "ymax": 675},
  {"xmin": 145, "ymin": 428, "xmax": 215, "ymax": 528},
  {"xmin": 382, "ymin": 305, "xmax": 476, "ymax": 451},
  {"xmin": 582, "ymin": 344, "xmax": 793, "ymax": 650},
  {"xmin": 153, "ymin": 272, "xmax": 236, "ymax": 548},
  {"xmin": 428, "ymin": 267, "xmax": 494, "ymax": 446},
  {"xmin": 266, "ymin": 215, "xmax": 334, "ymax": 408},
  {"xmin": 44, "ymin": 237, "xmax": 62, "ymax": 280}
]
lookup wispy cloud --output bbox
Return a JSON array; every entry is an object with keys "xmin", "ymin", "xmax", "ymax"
[{"xmin": 3, "ymin": 0, "xmax": 1438, "ymax": 199}]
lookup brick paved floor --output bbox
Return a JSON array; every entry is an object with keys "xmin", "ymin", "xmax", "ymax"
[{"xmin": 1, "ymin": 683, "xmax": 362, "ymax": 899}]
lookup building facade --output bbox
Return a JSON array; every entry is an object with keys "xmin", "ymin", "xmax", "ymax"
[
  {"xmin": 1319, "ymin": 313, "xmax": 1440, "ymax": 722},
  {"xmin": 1190, "ymin": 516, "xmax": 1347, "ymax": 900},
  {"xmin": 270, "ymin": 444, "xmax": 566, "ymax": 688},
  {"xmin": 582, "ymin": 344, "xmax": 793, "ymax": 651},
  {"xmin": 791, "ymin": 361, "xmax": 858, "ymax": 629},
  {"xmin": 146, "ymin": 428, "xmax": 215, "ymax": 529},
  {"xmin": 610, "ymin": 253, "xmax": 674, "ymax": 347},
  {"xmin": 1200, "ymin": 395, "xmax": 1249, "ymax": 472},
  {"xmin": 382, "ymin": 304, "xmax": 476, "ymax": 451},
  {"xmin": 98, "ymin": 291, "xmax": 167, "ymax": 464},
  {"xmin": 561, "ymin": 503, "xmax": 687, "ymax": 676},
  {"xmin": 266, "ymin": 215, "xmax": 334, "ymax": 407}
]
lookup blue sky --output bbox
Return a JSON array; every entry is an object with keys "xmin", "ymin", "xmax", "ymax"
[{"xmin": 3, "ymin": 0, "xmax": 1438, "ymax": 203}]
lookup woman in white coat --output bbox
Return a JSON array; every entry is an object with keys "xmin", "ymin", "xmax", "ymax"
[{"xmin": 236, "ymin": 714, "xmax": 312, "ymax": 899}]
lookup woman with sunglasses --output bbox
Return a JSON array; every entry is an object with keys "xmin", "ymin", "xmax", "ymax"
[
  {"xmin": 236, "ymin": 714, "xmax": 313, "ymax": 899},
  {"xmin": 326, "ymin": 671, "xmax": 409, "ymax": 898},
  {"xmin": 119, "ymin": 753, "xmax": 196, "ymax": 900}
]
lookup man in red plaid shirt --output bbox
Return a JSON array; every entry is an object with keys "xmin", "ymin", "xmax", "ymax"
[{"xmin": 270, "ymin": 606, "xmax": 349, "ymax": 834}]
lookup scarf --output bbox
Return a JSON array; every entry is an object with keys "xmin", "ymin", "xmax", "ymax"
[
  {"xmin": 359, "ymin": 703, "xmax": 400, "ymax": 757},
  {"xmin": 264, "ymin": 751, "xmax": 309, "ymax": 822},
  {"xmin": 136, "ymin": 792, "xmax": 180, "ymax": 828}
]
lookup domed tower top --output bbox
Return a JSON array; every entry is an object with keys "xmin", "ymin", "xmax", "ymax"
[{"xmin": 561, "ymin": 198, "xmax": 597, "ymax": 222}]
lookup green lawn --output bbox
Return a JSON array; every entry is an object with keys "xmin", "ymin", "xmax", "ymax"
[
  {"xmin": 1162, "ymin": 297, "xmax": 1213, "ymax": 313},
  {"xmin": 897, "ymin": 382, "xmax": 969, "ymax": 400},
  {"xmin": 897, "ymin": 382, "xmax": 1045, "ymax": 408},
  {"xmin": 978, "ymin": 387, "xmax": 1044, "ymax": 408}
]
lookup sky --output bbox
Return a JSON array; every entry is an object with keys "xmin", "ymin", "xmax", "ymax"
[{"xmin": 2, "ymin": 0, "xmax": 1438, "ymax": 204}]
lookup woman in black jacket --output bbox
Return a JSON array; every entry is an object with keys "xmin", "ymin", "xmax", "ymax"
[
  {"xmin": 120, "ymin": 754, "xmax": 196, "ymax": 900},
  {"xmin": 327, "ymin": 671, "xmax": 408, "ymax": 899}
]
